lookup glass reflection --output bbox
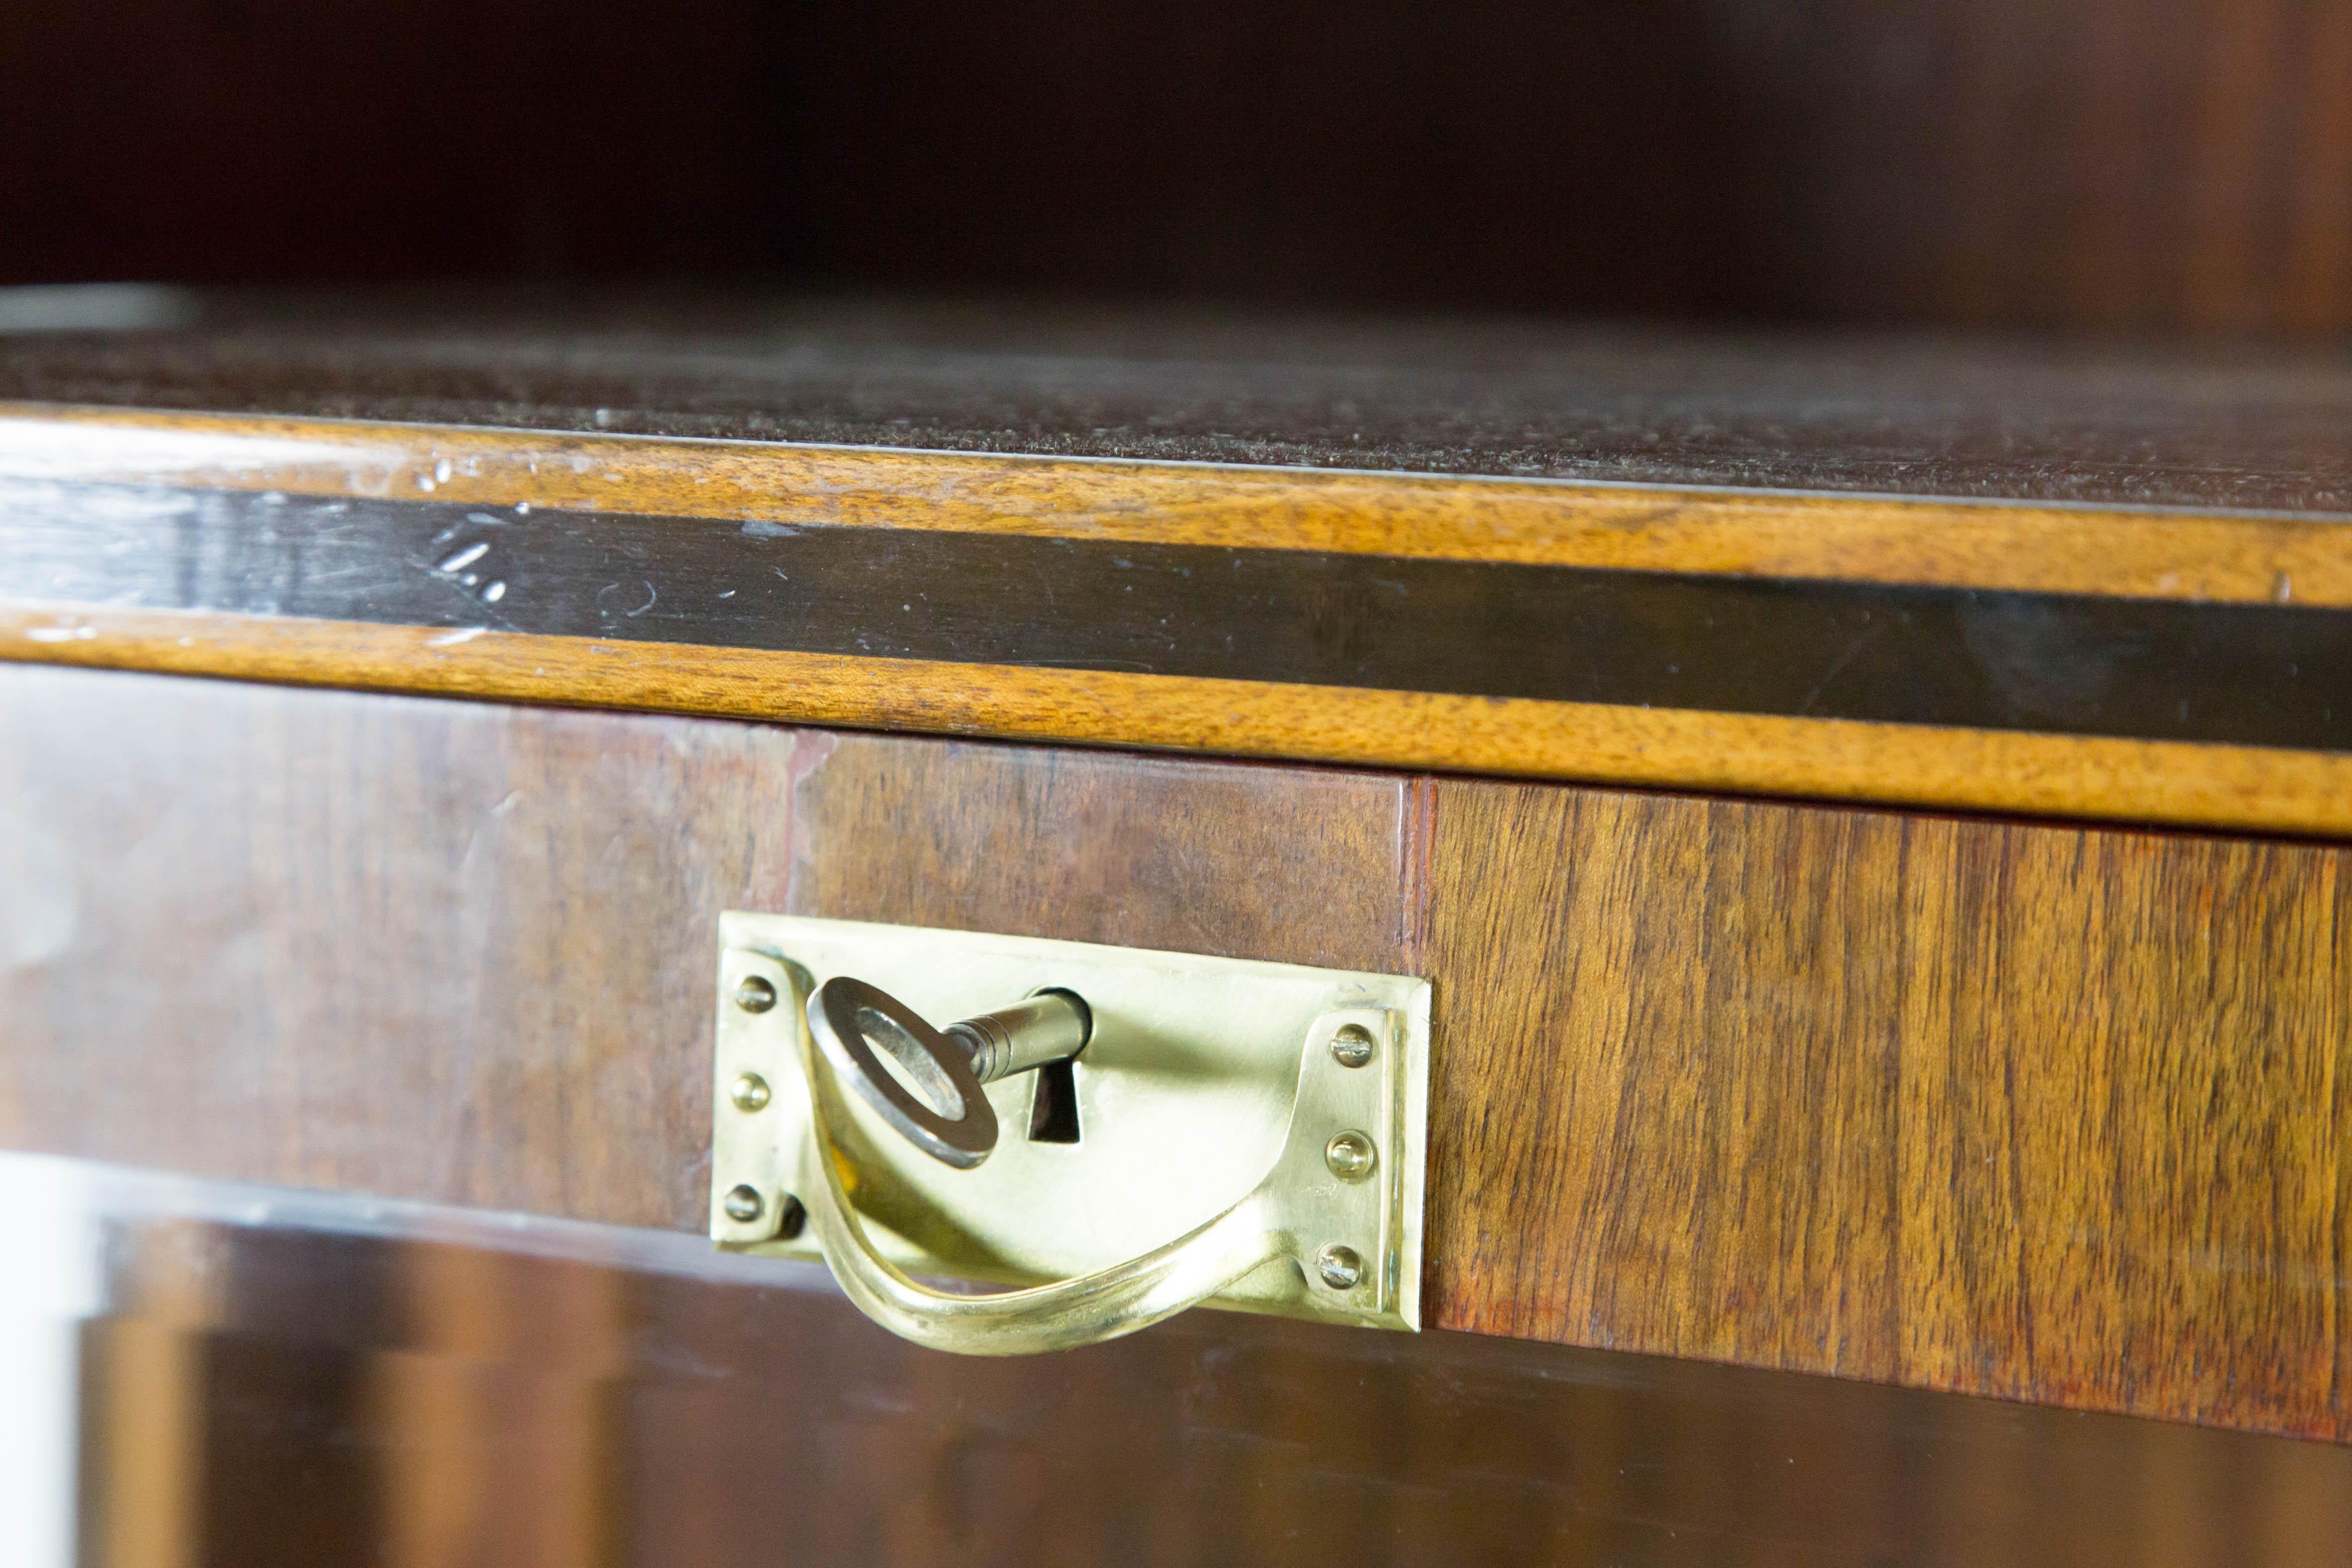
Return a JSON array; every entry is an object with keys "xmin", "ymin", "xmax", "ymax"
[{"xmin": 7, "ymin": 1151, "xmax": 2349, "ymax": 1568}]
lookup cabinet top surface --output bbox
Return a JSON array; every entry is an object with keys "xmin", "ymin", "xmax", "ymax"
[
  {"xmin": 8, "ymin": 287, "xmax": 2352, "ymax": 840},
  {"xmin": 7, "ymin": 286, "xmax": 2352, "ymax": 512}
]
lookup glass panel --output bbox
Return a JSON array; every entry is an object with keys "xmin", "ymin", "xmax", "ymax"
[{"xmin": 5, "ymin": 1151, "xmax": 2346, "ymax": 1568}]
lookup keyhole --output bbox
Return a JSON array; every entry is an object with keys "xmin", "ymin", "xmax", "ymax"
[{"xmin": 1027, "ymin": 1058, "xmax": 1081, "ymax": 1144}]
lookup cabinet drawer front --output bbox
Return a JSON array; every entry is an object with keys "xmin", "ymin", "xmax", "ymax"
[{"xmin": 3, "ymin": 663, "xmax": 2348, "ymax": 1439}]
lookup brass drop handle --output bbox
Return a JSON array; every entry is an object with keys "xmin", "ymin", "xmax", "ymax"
[
  {"xmin": 709, "ymin": 920, "xmax": 1427, "ymax": 1355},
  {"xmin": 805, "ymin": 975, "xmax": 1089, "ymax": 1168},
  {"xmin": 794, "ymin": 973, "xmax": 1293, "ymax": 1354}
]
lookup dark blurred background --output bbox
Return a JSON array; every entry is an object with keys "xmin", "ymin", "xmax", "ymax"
[{"xmin": 2, "ymin": 0, "xmax": 2348, "ymax": 336}]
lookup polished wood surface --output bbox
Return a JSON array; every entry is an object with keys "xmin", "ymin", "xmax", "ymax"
[
  {"xmin": 13, "ymin": 402, "xmax": 2352, "ymax": 603},
  {"xmin": 782, "ymin": 723, "xmax": 1412, "ymax": 973},
  {"xmin": 11, "ymin": 607, "xmax": 2352, "ymax": 841},
  {"xmin": 10, "ymin": 406, "xmax": 2352, "ymax": 837},
  {"xmin": 13, "ymin": 306, "xmax": 2352, "ymax": 508},
  {"xmin": 0, "ymin": 665, "xmax": 1407, "ymax": 1225},
  {"xmin": 7, "ymin": 665, "xmax": 2352, "ymax": 1439},
  {"xmin": 0, "ymin": 666, "xmax": 798, "ymax": 1224},
  {"xmin": 1426, "ymin": 783, "xmax": 2352, "ymax": 1438}
]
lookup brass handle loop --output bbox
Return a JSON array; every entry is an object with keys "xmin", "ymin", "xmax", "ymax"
[
  {"xmin": 793, "ymin": 983, "xmax": 1293, "ymax": 1355},
  {"xmin": 709, "ymin": 921, "xmax": 1425, "ymax": 1353}
]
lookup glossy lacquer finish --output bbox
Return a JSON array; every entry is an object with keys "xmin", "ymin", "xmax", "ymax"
[
  {"xmin": 8, "ymin": 406, "xmax": 2352, "ymax": 835},
  {"xmin": 7, "ymin": 666, "xmax": 2352, "ymax": 1443},
  {"xmin": 8, "ymin": 476, "xmax": 2348, "ymax": 748},
  {"xmin": 5, "ymin": 1152, "xmax": 2344, "ymax": 1568}
]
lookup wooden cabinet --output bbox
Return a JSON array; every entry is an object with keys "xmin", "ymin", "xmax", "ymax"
[{"xmin": 5, "ymin": 304, "xmax": 2352, "ymax": 1561}]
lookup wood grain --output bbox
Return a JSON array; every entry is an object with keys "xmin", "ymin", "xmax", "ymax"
[
  {"xmin": 12, "ymin": 402, "xmax": 2352, "ymax": 605},
  {"xmin": 11, "ymin": 605, "xmax": 2352, "ymax": 840},
  {"xmin": 14, "ymin": 404, "xmax": 2352, "ymax": 840},
  {"xmin": 1423, "ymin": 781, "xmax": 2352, "ymax": 1438},
  {"xmin": 8, "ymin": 665, "xmax": 2352, "ymax": 1439},
  {"xmin": 0, "ymin": 664, "xmax": 1406, "ymax": 1228},
  {"xmin": 781, "ymin": 727, "xmax": 1411, "ymax": 973},
  {"xmin": 0, "ymin": 666, "xmax": 800, "ymax": 1225}
]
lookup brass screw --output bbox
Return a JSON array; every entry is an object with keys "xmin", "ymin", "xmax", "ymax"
[
  {"xmin": 722, "ymin": 1184, "xmax": 765, "ymax": 1223},
  {"xmin": 1329, "ymin": 1023, "xmax": 1375, "ymax": 1069},
  {"xmin": 1315, "ymin": 1243, "xmax": 1365, "ymax": 1291},
  {"xmin": 729, "ymin": 1073, "xmax": 772, "ymax": 1112},
  {"xmin": 734, "ymin": 975, "xmax": 778, "ymax": 1013},
  {"xmin": 1324, "ymin": 1130, "xmax": 1377, "ymax": 1182}
]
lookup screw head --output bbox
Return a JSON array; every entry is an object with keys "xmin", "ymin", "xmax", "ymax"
[
  {"xmin": 1315, "ymin": 1243, "xmax": 1365, "ymax": 1291},
  {"xmin": 734, "ymin": 975, "xmax": 778, "ymax": 1014},
  {"xmin": 1329, "ymin": 1023, "xmax": 1376, "ymax": 1069},
  {"xmin": 1324, "ymin": 1130, "xmax": 1377, "ymax": 1182},
  {"xmin": 722, "ymin": 1184, "xmax": 765, "ymax": 1223},
  {"xmin": 729, "ymin": 1073, "xmax": 772, "ymax": 1112}
]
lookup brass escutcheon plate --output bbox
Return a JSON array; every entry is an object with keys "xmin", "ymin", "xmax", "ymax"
[{"xmin": 710, "ymin": 915, "xmax": 1429, "ymax": 1332}]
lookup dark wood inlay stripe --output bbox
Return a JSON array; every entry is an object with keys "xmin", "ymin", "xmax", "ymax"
[
  {"xmin": 12, "ymin": 404, "xmax": 2352, "ymax": 607},
  {"xmin": 5, "ymin": 479, "xmax": 2348, "ymax": 751}
]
